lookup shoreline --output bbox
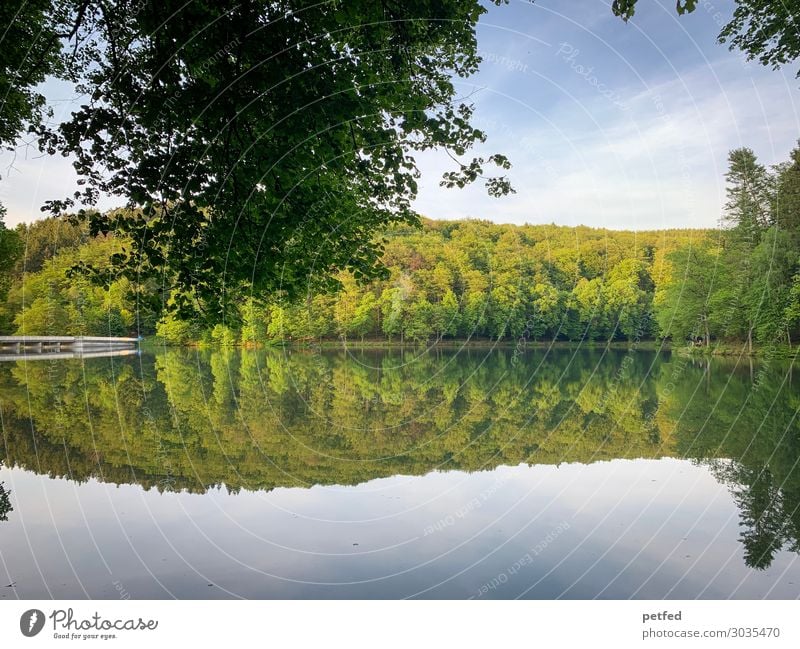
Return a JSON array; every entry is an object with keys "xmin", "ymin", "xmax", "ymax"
[{"xmin": 140, "ymin": 337, "xmax": 799, "ymax": 358}]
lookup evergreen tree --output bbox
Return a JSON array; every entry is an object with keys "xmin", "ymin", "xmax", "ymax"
[{"xmin": 774, "ymin": 142, "xmax": 800, "ymax": 236}]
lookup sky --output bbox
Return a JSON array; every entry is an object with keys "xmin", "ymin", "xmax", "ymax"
[
  {"xmin": 1, "ymin": 0, "xmax": 799, "ymax": 230},
  {"xmin": 414, "ymin": 0, "xmax": 800, "ymax": 230}
]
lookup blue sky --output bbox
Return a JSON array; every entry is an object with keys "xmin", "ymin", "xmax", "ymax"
[
  {"xmin": 2, "ymin": 0, "xmax": 799, "ymax": 230},
  {"xmin": 414, "ymin": 0, "xmax": 800, "ymax": 229}
]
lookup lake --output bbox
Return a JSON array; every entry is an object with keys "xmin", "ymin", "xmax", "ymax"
[{"xmin": 1, "ymin": 346, "xmax": 799, "ymax": 599}]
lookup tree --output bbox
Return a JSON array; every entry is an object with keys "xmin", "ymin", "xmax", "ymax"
[
  {"xmin": 155, "ymin": 310, "xmax": 200, "ymax": 345},
  {"xmin": 723, "ymin": 148, "xmax": 771, "ymax": 240},
  {"xmin": 720, "ymin": 1, "xmax": 800, "ymax": 76},
  {"xmin": 435, "ymin": 289, "xmax": 460, "ymax": 338},
  {"xmin": 717, "ymin": 148, "xmax": 776, "ymax": 350},
  {"xmin": 14, "ymin": 296, "xmax": 69, "ymax": 335},
  {"xmin": 240, "ymin": 297, "xmax": 268, "ymax": 345},
  {"xmin": 6, "ymin": 0, "xmax": 513, "ymax": 324},
  {"xmin": 0, "ymin": 479, "xmax": 11, "ymax": 523},
  {"xmin": 462, "ymin": 289, "xmax": 490, "ymax": 338},
  {"xmin": 352, "ymin": 292, "xmax": 378, "ymax": 342},
  {"xmin": 785, "ymin": 271, "xmax": 800, "ymax": 344},
  {"xmin": 210, "ymin": 324, "xmax": 238, "ymax": 348},
  {"xmin": 11, "ymin": 216, "xmax": 87, "ymax": 276},
  {"xmin": 774, "ymin": 142, "xmax": 800, "ymax": 236},
  {"xmin": 573, "ymin": 277, "xmax": 609, "ymax": 340},
  {"xmin": 655, "ymin": 244, "xmax": 720, "ymax": 346},
  {"xmin": 603, "ymin": 258, "xmax": 653, "ymax": 340},
  {"xmin": 747, "ymin": 227, "xmax": 798, "ymax": 345},
  {"xmin": 0, "ymin": 0, "xmax": 63, "ymax": 148},
  {"xmin": 614, "ymin": 1, "xmax": 800, "ymax": 77},
  {"xmin": 488, "ymin": 283, "xmax": 525, "ymax": 339},
  {"xmin": 380, "ymin": 279, "xmax": 411, "ymax": 342},
  {"xmin": 404, "ymin": 296, "xmax": 435, "ymax": 343},
  {"xmin": 7, "ymin": 234, "xmax": 137, "ymax": 336},
  {"xmin": 0, "ymin": 208, "xmax": 22, "ymax": 311},
  {"xmin": 333, "ymin": 277, "xmax": 358, "ymax": 341}
]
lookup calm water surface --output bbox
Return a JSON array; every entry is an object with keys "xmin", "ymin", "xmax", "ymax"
[{"xmin": 0, "ymin": 347, "xmax": 798, "ymax": 599}]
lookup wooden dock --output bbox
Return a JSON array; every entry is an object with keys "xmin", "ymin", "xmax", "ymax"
[{"xmin": 0, "ymin": 336, "xmax": 139, "ymax": 357}]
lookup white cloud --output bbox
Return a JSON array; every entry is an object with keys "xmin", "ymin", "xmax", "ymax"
[{"xmin": 412, "ymin": 56, "xmax": 800, "ymax": 230}]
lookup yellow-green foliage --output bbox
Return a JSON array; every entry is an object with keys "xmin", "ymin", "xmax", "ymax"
[
  {"xmin": 254, "ymin": 220, "xmax": 711, "ymax": 344},
  {"xmin": 5, "ymin": 235, "xmax": 136, "ymax": 336}
]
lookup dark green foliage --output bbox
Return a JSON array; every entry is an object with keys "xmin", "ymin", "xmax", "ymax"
[
  {"xmin": 720, "ymin": 0, "xmax": 800, "ymax": 76},
  {"xmin": 775, "ymin": 146, "xmax": 800, "ymax": 234},
  {"xmin": 0, "ymin": 209, "xmax": 23, "ymax": 330},
  {"xmin": 11, "ymin": 216, "xmax": 88, "ymax": 276},
  {"xmin": 612, "ymin": 0, "xmax": 698, "ymax": 21},
  {"xmin": 614, "ymin": 1, "xmax": 800, "ymax": 76},
  {"xmin": 27, "ymin": 0, "xmax": 514, "ymax": 322},
  {"xmin": 724, "ymin": 148, "xmax": 771, "ymax": 238},
  {"xmin": 0, "ymin": 0, "xmax": 62, "ymax": 147},
  {"xmin": 0, "ymin": 479, "xmax": 11, "ymax": 522},
  {"xmin": 656, "ymin": 144, "xmax": 800, "ymax": 351}
]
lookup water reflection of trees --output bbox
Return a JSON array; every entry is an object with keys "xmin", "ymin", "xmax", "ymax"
[
  {"xmin": 0, "ymin": 475, "xmax": 11, "ymax": 522},
  {"xmin": 661, "ymin": 357, "xmax": 800, "ymax": 570},
  {"xmin": 0, "ymin": 348, "xmax": 798, "ymax": 569}
]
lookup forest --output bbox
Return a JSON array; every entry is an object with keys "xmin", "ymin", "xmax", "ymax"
[{"xmin": 1, "ymin": 145, "xmax": 800, "ymax": 353}]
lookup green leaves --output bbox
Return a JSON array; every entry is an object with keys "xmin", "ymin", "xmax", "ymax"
[
  {"xmin": 613, "ymin": 0, "xmax": 697, "ymax": 20},
  {"xmin": 439, "ymin": 153, "xmax": 516, "ymax": 197},
  {"xmin": 611, "ymin": 0, "xmax": 639, "ymax": 21},
  {"xmin": 614, "ymin": 1, "xmax": 800, "ymax": 77},
  {"xmin": 719, "ymin": 1, "xmax": 800, "ymax": 76},
  {"xmin": 20, "ymin": 0, "xmax": 518, "ymax": 324}
]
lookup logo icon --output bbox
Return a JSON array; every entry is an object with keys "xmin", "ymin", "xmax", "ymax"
[{"xmin": 20, "ymin": 609, "xmax": 45, "ymax": 637}]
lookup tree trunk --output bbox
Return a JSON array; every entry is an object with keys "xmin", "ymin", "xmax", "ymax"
[{"xmin": 747, "ymin": 327, "xmax": 753, "ymax": 354}]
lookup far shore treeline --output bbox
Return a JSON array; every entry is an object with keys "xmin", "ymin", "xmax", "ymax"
[{"xmin": 2, "ymin": 145, "xmax": 800, "ymax": 353}]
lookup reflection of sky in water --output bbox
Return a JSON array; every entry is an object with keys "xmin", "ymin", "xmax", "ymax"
[
  {"xmin": 1, "ymin": 348, "xmax": 799, "ymax": 599},
  {"xmin": 2, "ymin": 458, "xmax": 798, "ymax": 599}
]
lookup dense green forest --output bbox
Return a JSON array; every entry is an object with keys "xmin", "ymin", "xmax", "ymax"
[
  {"xmin": 3, "ymin": 1, "xmax": 789, "ymax": 320},
  {"xmin": 2, "ymin": 145, "xmax": 800, "ymax": 352}
]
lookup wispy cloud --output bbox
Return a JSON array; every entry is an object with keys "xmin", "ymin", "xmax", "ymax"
[
  {"xmin": 2, "ymin": 0, "xmax": 798, "ymax": 232},
  {"xmin": 413, "ymin": 41, "xmax": 800, "ymax": 230}
]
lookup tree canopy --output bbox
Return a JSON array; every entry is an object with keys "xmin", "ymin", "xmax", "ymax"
[
  {"xmin": 0, "ymin": 208, "xmax": 23, "ymax": 322},
  {"xmin": 3, "ymin": 141, "xmax": 800, "ymax": 352},
  {"xmin": 3, "ymin": 0, "xmax": 516, "ymax": 323},
  {"xmin": 613, "ymin": 1, "xmax": 800, "ymax": 76},
  {"xmin": 2, "ymin": 0, "xmax": 799, "ymax": 326}
]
